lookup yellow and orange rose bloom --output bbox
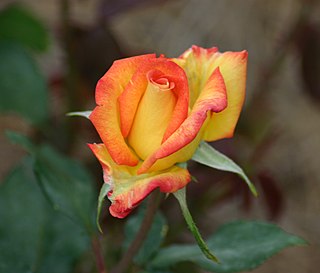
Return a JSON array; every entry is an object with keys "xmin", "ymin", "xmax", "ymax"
[{"xmin": 89, "ymin": 45, "xmax": 248, "ymax": 218}]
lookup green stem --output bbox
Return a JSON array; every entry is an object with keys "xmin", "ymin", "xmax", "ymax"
[
  {"xmin": 111, "ymin": 190, "xmax": 162, "ymax": 273},
  {"xmin": 92, "ymin": 236, "xmax": 107, "ymax": 273}
]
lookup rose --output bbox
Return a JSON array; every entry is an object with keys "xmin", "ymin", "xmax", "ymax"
[{"xmin": 89, "ymin": 46, "xmax": 248, "ymax": 218}]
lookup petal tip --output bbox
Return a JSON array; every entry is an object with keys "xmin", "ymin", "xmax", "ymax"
[
  {"xmin": 240, "ymin": 50, "xmax": 248, "ymax": 60},
  {"xmin": 189, "ymin": 45, "xmax": 219, "ymax": 58}
]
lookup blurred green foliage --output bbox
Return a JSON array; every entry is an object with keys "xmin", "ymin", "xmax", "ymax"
[
  {"xmin": 0, "ymin": 158, "xmax": 90, "ymax": 273},
  {"xmin": 6, "ymin": 131, "xmax": 97, "ymax": 233},
  {"xmin": 0, "ymin": 4, "xmax": 48, "ymax": 52},
  {"xmin": 34, "ymin": 145, "xmax": 97, "ymax": 233},
  {"xmin": 0, "ymin": 4, "xmax": 48, "ymax": 125},
  {"xmin": 0, "ymin": 42, "xmax": 48, "ymax": 124}
]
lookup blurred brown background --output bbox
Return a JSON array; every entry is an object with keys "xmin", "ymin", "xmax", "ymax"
[{"xmin": 1, "ymin": 0, "xmax": 320, "ymax": 272}]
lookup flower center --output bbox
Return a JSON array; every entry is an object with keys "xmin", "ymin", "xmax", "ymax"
[
  {"xmin": 148, "ymin": 70, "xmax": 175, "ymax": 91},
  {"xmin": 150, "ymin": 77, "xmax": 175, "ymax": 90}
]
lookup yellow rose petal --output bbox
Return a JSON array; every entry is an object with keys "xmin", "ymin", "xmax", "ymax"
[{"xmin": 128, "ymin": 70, "xmax": 177, "ymax": 160}]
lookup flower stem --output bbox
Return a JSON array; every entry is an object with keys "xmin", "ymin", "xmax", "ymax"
[
  {"xmin": 92, "ymin": 236, "xmax": 107, "ymax": 273},
  {"xmin": 111, "ymin": 190, "xmax": 162, "ymax": 273}
]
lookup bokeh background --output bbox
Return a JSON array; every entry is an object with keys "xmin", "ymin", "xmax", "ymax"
[{"xmin": 1, "ymin": 0, "xmax": 320, "ymax": 272}]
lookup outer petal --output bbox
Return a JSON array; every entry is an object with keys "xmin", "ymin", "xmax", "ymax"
[
  {"xmin": 138, "ymin": 67, "xmax": 227, "ymax": 174},
  {"xmin": 90, "ymin": 54, "xmax": 155, "ymax": 166},
  {"xmin": 203, "ymin": 51, "xmax": 247, "ymax": 141},
  {"xmin": 176, "ymin": 46, "xmax": 247, "ymax": 141},
  {"xmin": 179, "ymin": 45, "xmax": 219, "ymax": 59},
  {"xmin": 173, "ymin": 46, "xmax": 219, "ymax": 108},
  {"xmin": 90, "ymin": 106, "xmax": 138, "ymax": 166},
  {"xmin": 96, "ymin": 54, "xmax": 155, "ymax": 105},
  {"xmin": 88, "ymin": 143, "xmax": 191, "ymax": 218}
]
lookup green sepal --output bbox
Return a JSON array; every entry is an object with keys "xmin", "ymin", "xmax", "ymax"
[
  {"xmin": 192, "ymin": 142, "xmax": 257, "ymax": 196},
  {"xmin": 173, "ymin": 187, "xmax": 219, "ymax": 263},
  {"xmin": 96, "ymin": 183, "xmax": 110, "ymax": 233},
  {"xmin": 66, "ymin": 110, "xmax": 92, "ymax": 119}
]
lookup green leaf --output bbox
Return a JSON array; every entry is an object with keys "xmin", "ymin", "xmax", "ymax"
[
  {"xmin": 173, "ymin": 188, "xmax": 219, "ymax": 263},
  {"xmin": 0, "ymin": 41, "xmax": 48, "ymax": 124},
  {"xmin": 123, "ymin": 204, "xmax": 168, "ymax": 266},
  {"xmin": 192, "ymin": 142, "xmax": 257, "ymax": 196},
  {"xmin": 96, "ymin": 183, "xmax": 110, "ymax": 233},
  {"xmin": 0, "ymin": 159, "xmax": 90, "ymax": 273},
  {"xmin": 0, "ymin": 4, "xmax": 49, "ymax": 52},
  {"xmin": 34, "ymin": 145, "xmax": 97, "ymax": 233},
  {"xmin": 67, "ymin": 111, "xmax": 92, "ymax": 119},
  {"xmin": 149, "ymin": 221, "xmax": 307, "ymax": 272}
]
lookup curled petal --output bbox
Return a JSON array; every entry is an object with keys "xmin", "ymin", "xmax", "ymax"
[
  {"xmin": 88, "ymin": 143, "xmax": 191, "ymax": 218},
  {"xmin": 138, "ymin": 67, "xmax": 227, "ymax": 174}
]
